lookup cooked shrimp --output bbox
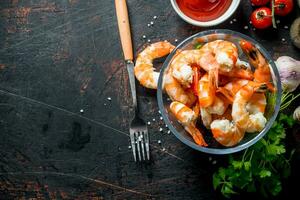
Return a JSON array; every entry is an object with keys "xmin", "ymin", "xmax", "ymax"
[
  {"xmin": 211, "ymin": 82, "xmax": 267, "ymax": 146},
  {"xmin": 239, "ymin": 40, "xmax": 274, "ymax": 91},
  {"xmin": 211, "ymin": 119, "xmax": 245, "ymax": 147},
  {"xmin": 164, "ymin": 69, "xmax": 196, "ymax": 107},
  {"xmin": 197, "ymin": 73, "xmax": 216, "ymax": 107},
  {"xmin": 171, "ymin": 40, "xmax": 238, "ymax": 88},
  {"xmin": 246, "ymin": 93, "xmax": 266, "ymax": 114},
  {"xmin": 134, "ymin": 41, "xmax": 175, "ymax": 89},
  {"xmin": 170, "ymin": 102, "xmax": 207, "ymax": 146},
  {"xmin": 200, "ymin": 40, "xmax": 238, "ymax": 73},
  {"xmin": 219, "ymin": 60, "xmax": 254, "ymax": 80},
  {"xmin": 232, "ymin": 82, "xmax": 267, "ymax": 132},
  {"xmin": 217, "ymin": 79, "xmax": 250, "ymax": 103},
  {"xmin": 200, "ymin": 94, "xmax": 229, "ymax": 128}
]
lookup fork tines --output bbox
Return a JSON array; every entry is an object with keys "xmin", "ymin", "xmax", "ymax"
[{"xmin": 130, "ymin": 130, "xmax": 150, "ymax": 162}]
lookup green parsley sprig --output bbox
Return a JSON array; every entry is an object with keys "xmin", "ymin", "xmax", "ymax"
[{"xmin": 213, "ymin": 113, "xmax": 295, "ymax": 198}]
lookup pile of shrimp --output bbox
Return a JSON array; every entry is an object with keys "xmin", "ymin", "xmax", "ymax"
[{"xmin": 134, "ymin": 39, "xmax": 274, "ymax": 147}]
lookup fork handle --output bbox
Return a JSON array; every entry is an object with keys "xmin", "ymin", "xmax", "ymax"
[{"xmin": 115, "ymin": 0, "xmax": 133, "ymax": 60}]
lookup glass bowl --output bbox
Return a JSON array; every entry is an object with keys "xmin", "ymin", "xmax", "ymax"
[{"xmin": 157, "ymin": 29, "xmax": 282, "ymax": 154}]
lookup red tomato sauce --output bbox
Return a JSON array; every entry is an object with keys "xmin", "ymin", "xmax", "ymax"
[{"xmin": 176, "ymin": 0, "xmax": 233, "ymax": 22}]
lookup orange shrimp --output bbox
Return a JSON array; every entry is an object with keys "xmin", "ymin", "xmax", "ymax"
[
  {"xmin": 211, "ymin": 82, "xmax": 267, "ymax": 146},
  {"xmin": 217, "ymin": 79, "xmax": 250, "ymax": 103},
  {"xmin": 164, "ymin": 69, "xmax": 196, "ymax": 107},
  {"xmin": 134, "ymin": 41, "xmax": 175, "ymax": 89},
  {"xmin": 197, "ymin": 73, "xmax": 216, "ymax": 107},
  {"xmin": 199, "ymin": 94, "xmax": 229, "ymax": 128},
  {"xmin": 232, "ymin": 82, "xmax": 267, "ymax": 131},
  {"xmin": 239, "ymin": 40, "xmax": 274, "ymax": 91},
  {"xmin": 170, "ymin": 101, "xmax": 207, "ymax": 146}
]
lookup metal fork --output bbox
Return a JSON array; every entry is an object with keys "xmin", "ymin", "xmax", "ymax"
[
  {"xmin": 127, "ymin": 61, "xmax": 150, "ymax": 161},
  {"xmin": 115, "ymin": 0, "xmax": 150, "ymax": 162}
]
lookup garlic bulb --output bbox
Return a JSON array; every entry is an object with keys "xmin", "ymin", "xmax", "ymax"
[
  {"xmin": 275, "ymin": 56, "xmax": 300, "ymax": 92},
  {"xmin": 293, "ymin": 106, "xmax": 300, "ymax": 122}
]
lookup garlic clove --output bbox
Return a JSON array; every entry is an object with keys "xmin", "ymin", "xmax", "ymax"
[{"xmin": 293, "ymin": 106, "xmax": 300, "ymax": 123}]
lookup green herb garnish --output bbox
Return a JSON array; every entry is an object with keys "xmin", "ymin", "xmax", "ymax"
[
  {"xmin": 194, "ymin": 42, "xmax": 203, "ymax": 49},
  {"xmin": 213, "ymin": 113, "xmax": 295, "ymax": 198}
]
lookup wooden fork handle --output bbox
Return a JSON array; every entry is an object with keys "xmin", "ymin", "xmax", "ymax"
[{"xmin": 115, "ymin": 0, "xmax": 133, "ymax": 61}]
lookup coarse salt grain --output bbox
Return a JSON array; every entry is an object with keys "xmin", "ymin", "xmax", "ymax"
[
  {"xmin": 276, "ymin": 20, "xmax": 280, "ymax": 24},
  {"xmin": 244, "ymin": 26, "xmax": 248, "ymax": 30},
  {"xmin": 162, "ymin": 147, "xmax": 166, "ymax": 151},
  {"xmin": 175, "ymin": 39, "xmax": 178, "ymax": 43},
  {"xmin": 233, "ymin": 18, "xmax": 237, "ymax": 22},
  {"xmin": 167, "ymin": 130, "xmax": 171, "ymax": 134},
  {"xmin": 107, "ymin": 97, "xmax": 112, "ymax": 101},
  {"xmin": 142, "ymin": 35, "xmax": 146, "ymax": 39},
  {"xmin": 147, "ymin": 121, "xmax": 151, "ymax": 125},
  {"xmin": 147, "ymin": 24, "xmax": 151, "ymax": 27},
  {"xmin": 150, "ymin": 21, "xmax": 154, "ymax": 25},
  {"xmin": 152, "ymin": 118, "xmax": 156, "ymax": 122},
  {"xmin": 80, "ymin": 109, "xmax": 84, "ymax": 113},
  {"xmin": 128, "ymin": 145, "xmax": 132, "ymax": 149},
  {"xmin": 153, "ymin": 16, "xmax": 157, "ymax": 19},
  {"xmin": 284, "ymin": 25, "xmax": 288, "ymax": 29},
  {"xmin": 159, "ymin": 128, "xmax": 163, "ymax": 132},
  {"xmin": 147, "ymin": 39, "xmax": 151, "ymax": 43},
  {"xmin": 230, "ymin": 21, "xmax": 233, "ymax": 24},
  {"xmin": 160, "ymin": 117, "xmax": 163, "ymax": 120},
  {"xmin": 158, "ymin": 140, "xmax": 161, "ymax": 144},
  {"xmin": 282, "ymin": 38, "xmax": 286, "ymax": 42},
  {"xmin": 212, "ymin": 160, "xmax": 217, "ymax": 165}
]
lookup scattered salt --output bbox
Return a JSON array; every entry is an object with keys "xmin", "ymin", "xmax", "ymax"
[
  {"xmin": 147, "ymin": 121, "xmax": 151, "ymax": 125},
  {"xmin": 107, "ymin": 97, "xmax": 112, "ymax": 101},
  {"xmin": 158, "ymin": 140, "xmax": 161, "ymax": 144},
  {"xmin": 160, "ymin": 116, "xmax": 163, "ymax": 120},
  {"xmin": 80, "ymin": 109, "xmax": 84, "ymax": 113},
  {"xmin": 282, "ymin": 38, "xmax": 286, "ymax": 42},
  {"xmin": 150, "ymin": 21, "xmax": 154, "ymax": 25},
  {"xmin": 162, "ymin": 147, "xmax": 166, "ymax": 151},
  {"xmin": 152, "ymin": 118, "xmax": 156, "ymax": 122},
  {"xmin": 159, "ymin": 127, "xmax": 163, "ymax": 132},
  {"xmin": 142, "ymin": 35, "xmax": 146, "ymax": 39},
  {"xmin": 212, "ymin": 160, "xmax": 217, "ymax": 165},
  {"xmin": 128, "ymin": 145, "xmax": 132, "ymax": 149},
  {"xmin": 284, "ymin": 25, "xmax": 288, "ymax": 29},
  {"xmin": 244, "ymin": 26, "xmax": 248, "ymax": 30},
  {"xmin": 147, "ymin": 24, "xmax": 151, "ymax": 27},
  {"xmin": 276, "ymin": 20, "xmax": 280, "ymax": 24},
  {"xmin": 153, "ymin": 16, "xmax": 157, "ymax": 19},
  {"xmin": 175, "ymin": 39, "xmax": 178, "ymax": 43},
  {"xmin": 147, "ymin": 39, "xmax": 151, "ymax": 43},
  {"xmin": 233, "ymin": 18, "xmax": 237, "ymax": 22},
  {"xmin": 167, "ymin": 130, "xmax": 171, "ymax": 134},
  {"xmin": 229, "ymin": 21, "xmax": 233, "ymax": 24}
]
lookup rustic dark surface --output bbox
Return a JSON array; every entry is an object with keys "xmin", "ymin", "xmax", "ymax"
[{"xmin": 0, "ymin": 0, "xmax": 299, "ymax": 199}]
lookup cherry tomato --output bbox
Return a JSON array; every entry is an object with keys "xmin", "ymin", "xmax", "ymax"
[
  {"xmin": 250, "ymin": 0, "xmax": 270, "ymax": 6},
  {"xmin": 273, "ymin": 0, "xmax": 294, "ymax": 16},
  {"xmin": 250, "ymin": 7, "xmax": 272, "ymax": 29}
]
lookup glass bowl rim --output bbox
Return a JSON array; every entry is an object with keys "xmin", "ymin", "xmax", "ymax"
[{"xmin": 157, "ymin": 29, "xmax": 282, "ymax": 155}]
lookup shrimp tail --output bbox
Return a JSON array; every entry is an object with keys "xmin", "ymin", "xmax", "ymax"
[
  {"xmin": 217, "ymin": 87, "xmax": 234, "ymax": 103},
  {"xmin": 209, "ymin": 68, "xmax": 219, "ymax": 88},
  {"xmin": 185, "ymin": 125, "xmax": 208, "ymax": 146}
]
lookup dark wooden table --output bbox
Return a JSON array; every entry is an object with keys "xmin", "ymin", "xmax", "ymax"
[{"xmin": 0, "ymin": 0, "xmax": 299, "ymax": 199}]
